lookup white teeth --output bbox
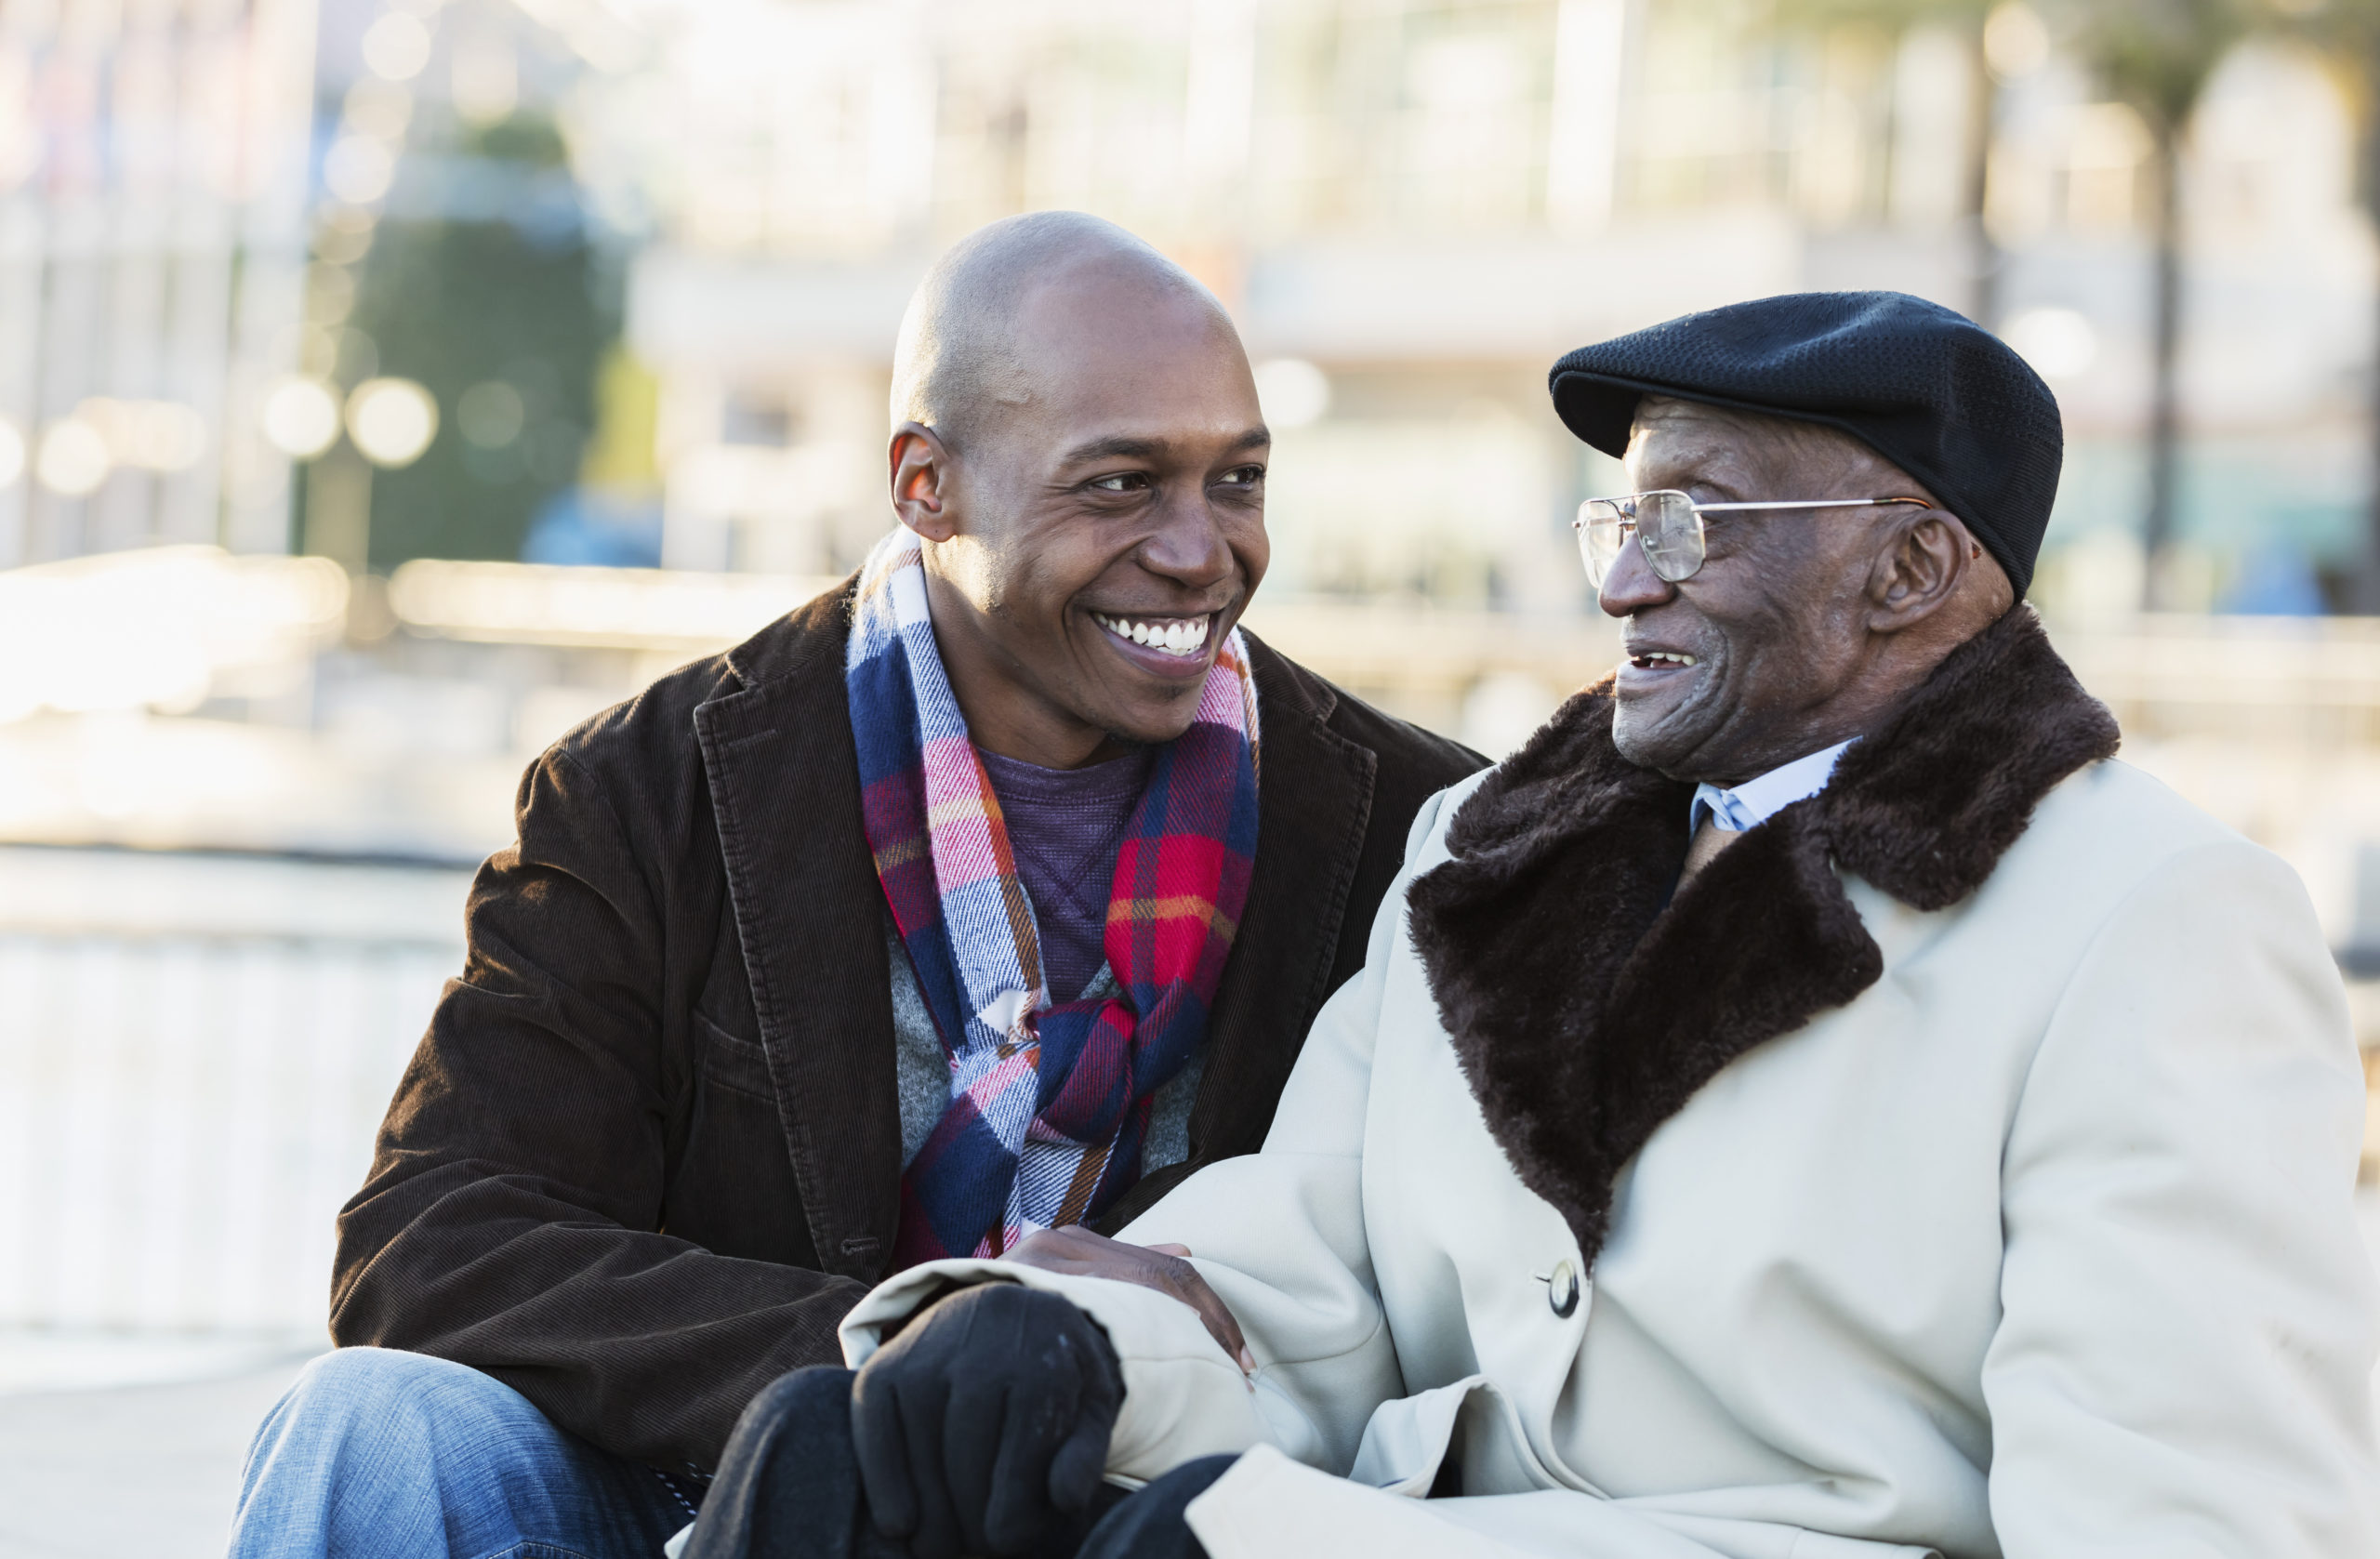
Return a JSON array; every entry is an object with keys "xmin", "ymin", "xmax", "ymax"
[
  {"xmin": 1633, "ymin": 651, "xmax": 1698, "ymax": 667},
  {"xmin": 1095, "ymin": 614, "xmax": 1212, "ymax": 658}
]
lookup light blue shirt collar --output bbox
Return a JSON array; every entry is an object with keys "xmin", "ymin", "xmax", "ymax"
[{"xmin": 1690, "ymin": 739, "xmax": 1856, "ymax": 834}]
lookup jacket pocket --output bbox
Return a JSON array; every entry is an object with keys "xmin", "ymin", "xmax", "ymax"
[
  {"xmin": 693, "ymin": 1009, "xmax": 776, "ymax": 1101},
  {"xmin": 666, "ymin": 1010, "xmax": 813, "ymax": 1265},
  {"xmin": 1348, "ymin": 1375, "xmax": 1582, "ymax": 1500}
]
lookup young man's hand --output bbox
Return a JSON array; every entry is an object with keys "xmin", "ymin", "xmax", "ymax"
[
  {"xmin": 1004, "ymin": 1226, "xmax": 1255, "ymax": 1375},
  {"xmin": 851, "ymin": 1283, "xmax": 1122, "ymax": 1559}
]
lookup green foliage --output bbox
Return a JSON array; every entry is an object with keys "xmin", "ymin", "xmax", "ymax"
[
  {"xmin": 1769, "ymin": 0, "xmax": 1990, "ymax": 31},
  {"xmin": 2053, "ymin": 0, "xmax": 2260, "ymax": 128},
  {"xmin": 330, "ymin": 112, "xmax": 621, "ymax": 571}
]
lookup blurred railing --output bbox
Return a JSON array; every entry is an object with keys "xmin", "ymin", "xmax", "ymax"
[
  {"xmin": 0, "ymin": 849, "xmax": 466, "ymax": 1336},
  {"xmin": 355, "ymin": 559, "xmax": 2380, "ymax": 740},
  {"xmin": 387, "ymin": 559, "xmax": 841, "ymax": 653}
]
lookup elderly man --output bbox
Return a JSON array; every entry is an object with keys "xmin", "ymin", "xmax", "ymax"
[
  {"xmin": 683, "ymin": 292, "xmax": 2380, "ymax": 1559},
  {"xmin": 225, "ymin": 213, "xmax": 1480, "ymax": 1555}
]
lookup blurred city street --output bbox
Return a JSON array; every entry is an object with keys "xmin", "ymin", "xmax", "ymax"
[{"xmin": 8, "ymin": 0, "xmax": 2380, "ymax": 1552}]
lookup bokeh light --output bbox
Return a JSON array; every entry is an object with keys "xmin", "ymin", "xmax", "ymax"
[
  {"xmin": 76, "ymin": 399, "xmax": 209, "ymax": 472},
  {"xmin": 0, "ymin": 548, "xmax": 348, "ymax": 725},
  {"xmin": 361, "ymin": 13, "xmax": 435, "ymax": 83},
  {"xmin": 457, "ymin": 381, "xmax": 526, "ymax": 449},
  {"xmin": 1983, "ymin": 3, "xmax": 2050, "ymax": 80},
  {"xmin": 324, "ymin": 137, "xmax": 398, "ymax": 205},
  {"xmin": 1254, "ymin": 359, "xmax": 1332, "ymax": 431},
  {"xmin": 34, "ymin": 420, "xmax": 110, "ymax": 496},
  {"xmin": 346, "ymin": 377, "xmax": 440, "ymax": 468},
  {"xmin": 261, "ymin": 378, "xmax": 344, "ymax": 459},
  {"xmin": 2004, "ymin": 308, "xmax": 2101, "ymax": 383}
]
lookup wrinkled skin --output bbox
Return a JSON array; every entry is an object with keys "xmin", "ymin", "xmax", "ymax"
[
  {"xmin": 1005, "ymin": 1225, "xmax": 1252, "ymax": 1372},
  {"xmin": 893, "ymin": 253, "xmax": 1271, "ymax": 770},
  {"xmin": 1600, "ymin": 398, "xmax": 2012, "ymax": 788}
]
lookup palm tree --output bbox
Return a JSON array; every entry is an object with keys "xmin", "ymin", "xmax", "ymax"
[
  {"xmin": 2267, "ymin": 0, "xmax": 2380, "ymax": 607},
  {"xmin": 1779, "ymin": 0, "xmax": 2259, "ymax": 607},
  {"xmin": 2044, "ymin": 0, "xmax": 2255, "ymax": 606},
  {"xmin": 1769, "ymin": 0, "xmax": 2003, "ymax": 324}
]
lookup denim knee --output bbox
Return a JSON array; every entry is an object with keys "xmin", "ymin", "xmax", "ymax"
[
  {"xmin": 244, "ymin": 1344, "xmax": 575, "ymax": 1513},
  {"xmin": 267, "ymin": 1347, "xmax": 544, "ymax": 1457},
  {"xmin": 233, "ymin": 1347, "xmax": 677, "ymax": 1559}
]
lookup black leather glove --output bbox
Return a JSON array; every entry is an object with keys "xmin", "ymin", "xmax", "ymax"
[{"xmin": 851, "ymin": 1282, "xmax": 1125, "ymax": 1559}]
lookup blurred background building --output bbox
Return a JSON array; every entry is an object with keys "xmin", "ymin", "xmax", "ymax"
[{"xmin": 9, "ymin": 1, "xmax": 2380, "ymax": 1551}]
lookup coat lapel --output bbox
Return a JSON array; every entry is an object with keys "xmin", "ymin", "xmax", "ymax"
[
  {"xmin": 1406, "ymin": 608, "xmax": 2121, "ymax": 1262},
  {"xmin": 694, "ymin": 579, "xmax": 903, "ymax": 1281}
]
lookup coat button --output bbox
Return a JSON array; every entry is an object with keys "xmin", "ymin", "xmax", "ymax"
[{"xmin": 1548, "ymin": 1260, "xmax": 1580, "ymax": 1318}]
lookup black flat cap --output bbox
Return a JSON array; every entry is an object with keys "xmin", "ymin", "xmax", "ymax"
[{"xmin": 1549, "ymin": 291, "xmax": 2060, "ymax": 597}]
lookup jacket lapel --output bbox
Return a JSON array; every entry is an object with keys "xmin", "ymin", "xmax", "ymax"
[
  {"xmin": 1407, "ymin": 608, "xmax": 2121, "ymax": 1262},
  {"xmin": 694, "ymin": 580, "xmax": 903, "ymax": 1282},
  {"xmin": 1099, "ymin": 637, "xmax": 1379, "ymax": 1225}
]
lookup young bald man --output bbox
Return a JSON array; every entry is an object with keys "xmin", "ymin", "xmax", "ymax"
[{"xmin": 225, "ymin": 213, "xmax": 1482, "ymax": 1555}]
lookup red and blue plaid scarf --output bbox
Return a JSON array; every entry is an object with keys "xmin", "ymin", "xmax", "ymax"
[{"xmin": 846, "ymin": 530, "xmax": 1260, "ymax": 1263}]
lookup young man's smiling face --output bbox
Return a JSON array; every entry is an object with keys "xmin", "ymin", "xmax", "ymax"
[{"xmin": 891, "ymin": 252, "xmax": 1271, "ymax": 768}]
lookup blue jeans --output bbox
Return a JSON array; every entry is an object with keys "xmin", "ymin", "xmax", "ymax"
[{"xmin": 228, "ymin": 1347, "xmax": 696, "ymax": 1559}]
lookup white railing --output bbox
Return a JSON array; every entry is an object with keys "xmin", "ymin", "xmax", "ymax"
[{"xmin": 0, "ymin": 849, "xmax": 467, "ymax": 1336}]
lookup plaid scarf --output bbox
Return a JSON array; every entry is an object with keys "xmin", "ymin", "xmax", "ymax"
[{"xmin": 846, "ymin": 529, "xmax": 1260, "ymax": 1263}]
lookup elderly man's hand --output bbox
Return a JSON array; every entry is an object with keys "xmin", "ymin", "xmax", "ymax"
[
  {"xmin": 1005, "ymin": 1226, "xmax": 1254, "ymax": 1374},
  {"xmin": 852, "ymin": 1282, "xmax": 1122, "ymax": 1559}
]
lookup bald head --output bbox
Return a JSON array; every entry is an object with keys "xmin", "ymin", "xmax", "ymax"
[
  {"xmin": 892, "ymin": 212, "xmax": 1235, "ymax": 451},
  {"xmin": 880, "ymin": 213, "xmax": 1270, "ymax": 769}
]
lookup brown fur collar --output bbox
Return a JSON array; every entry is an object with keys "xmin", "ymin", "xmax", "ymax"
[{"xmin": 1405, "ymin": 607, "xmax": 2120, "ymax": 1262}]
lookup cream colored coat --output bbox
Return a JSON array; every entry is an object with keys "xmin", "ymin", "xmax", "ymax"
[{"xmin": 847, "ymin": 750, "xmax": 2380, "ymax": 1558}]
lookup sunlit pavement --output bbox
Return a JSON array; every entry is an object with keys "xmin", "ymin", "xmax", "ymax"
[
  {"xmin": 0, "ymin": 1340, "xmax": 321, "ymax": 1559},
  {"xmin": 0, "ymin": 1196, "xmax": 2372, "ymax": 1559}
]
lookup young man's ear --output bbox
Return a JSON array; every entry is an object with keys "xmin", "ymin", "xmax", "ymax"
[{"xmin": 890, "ymin": 423, "xmax": 957, "ymax": 543}]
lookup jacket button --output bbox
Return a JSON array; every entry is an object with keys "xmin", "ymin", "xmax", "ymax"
[{"xmin": 1548, "ymin": 1260, "xmax": 1580, "ymax": 1318}]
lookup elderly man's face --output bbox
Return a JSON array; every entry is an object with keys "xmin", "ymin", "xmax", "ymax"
[
  {"xmin": 1599, "ymin": 401, "xmax": 1904, "ymax": 786},
  {"xmin": 903, "ymin": 265, "xmax": 1270, "ymax": 763}
]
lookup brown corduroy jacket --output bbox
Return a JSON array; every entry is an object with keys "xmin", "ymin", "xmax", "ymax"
[{"xmin": 328, "ymin": 579, "xmax": 1487, "ymax": 1478}]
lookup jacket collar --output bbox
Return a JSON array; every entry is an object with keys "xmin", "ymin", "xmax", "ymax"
[
  {"xmin": 1405, "ymin": 607, "xmax": 2121, "ymax": 1263},
  {"xmin": 694, "ymin": 583, "xmax": 1377, "ymax": 1268}
]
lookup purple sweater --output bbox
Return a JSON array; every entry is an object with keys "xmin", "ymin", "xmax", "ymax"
[{"xmin": 977, "ymin": 746, "xmax": 1154, "ymax": 1002}]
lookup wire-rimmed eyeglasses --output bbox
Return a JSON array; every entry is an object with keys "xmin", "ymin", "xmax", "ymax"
[{"xmin": 1572, "ymin": 491, "xmax": 1932, "ymax": 588}]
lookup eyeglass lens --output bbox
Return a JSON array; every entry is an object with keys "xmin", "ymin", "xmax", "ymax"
[{"xmin": 1575, "ymin": 491, "xmax": 1707, "ymax": 588}]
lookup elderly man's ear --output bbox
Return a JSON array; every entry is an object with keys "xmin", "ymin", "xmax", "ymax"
[{"xmin": 1869, "ymin": 512, "xmax": 2004, "ymax": 636}]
